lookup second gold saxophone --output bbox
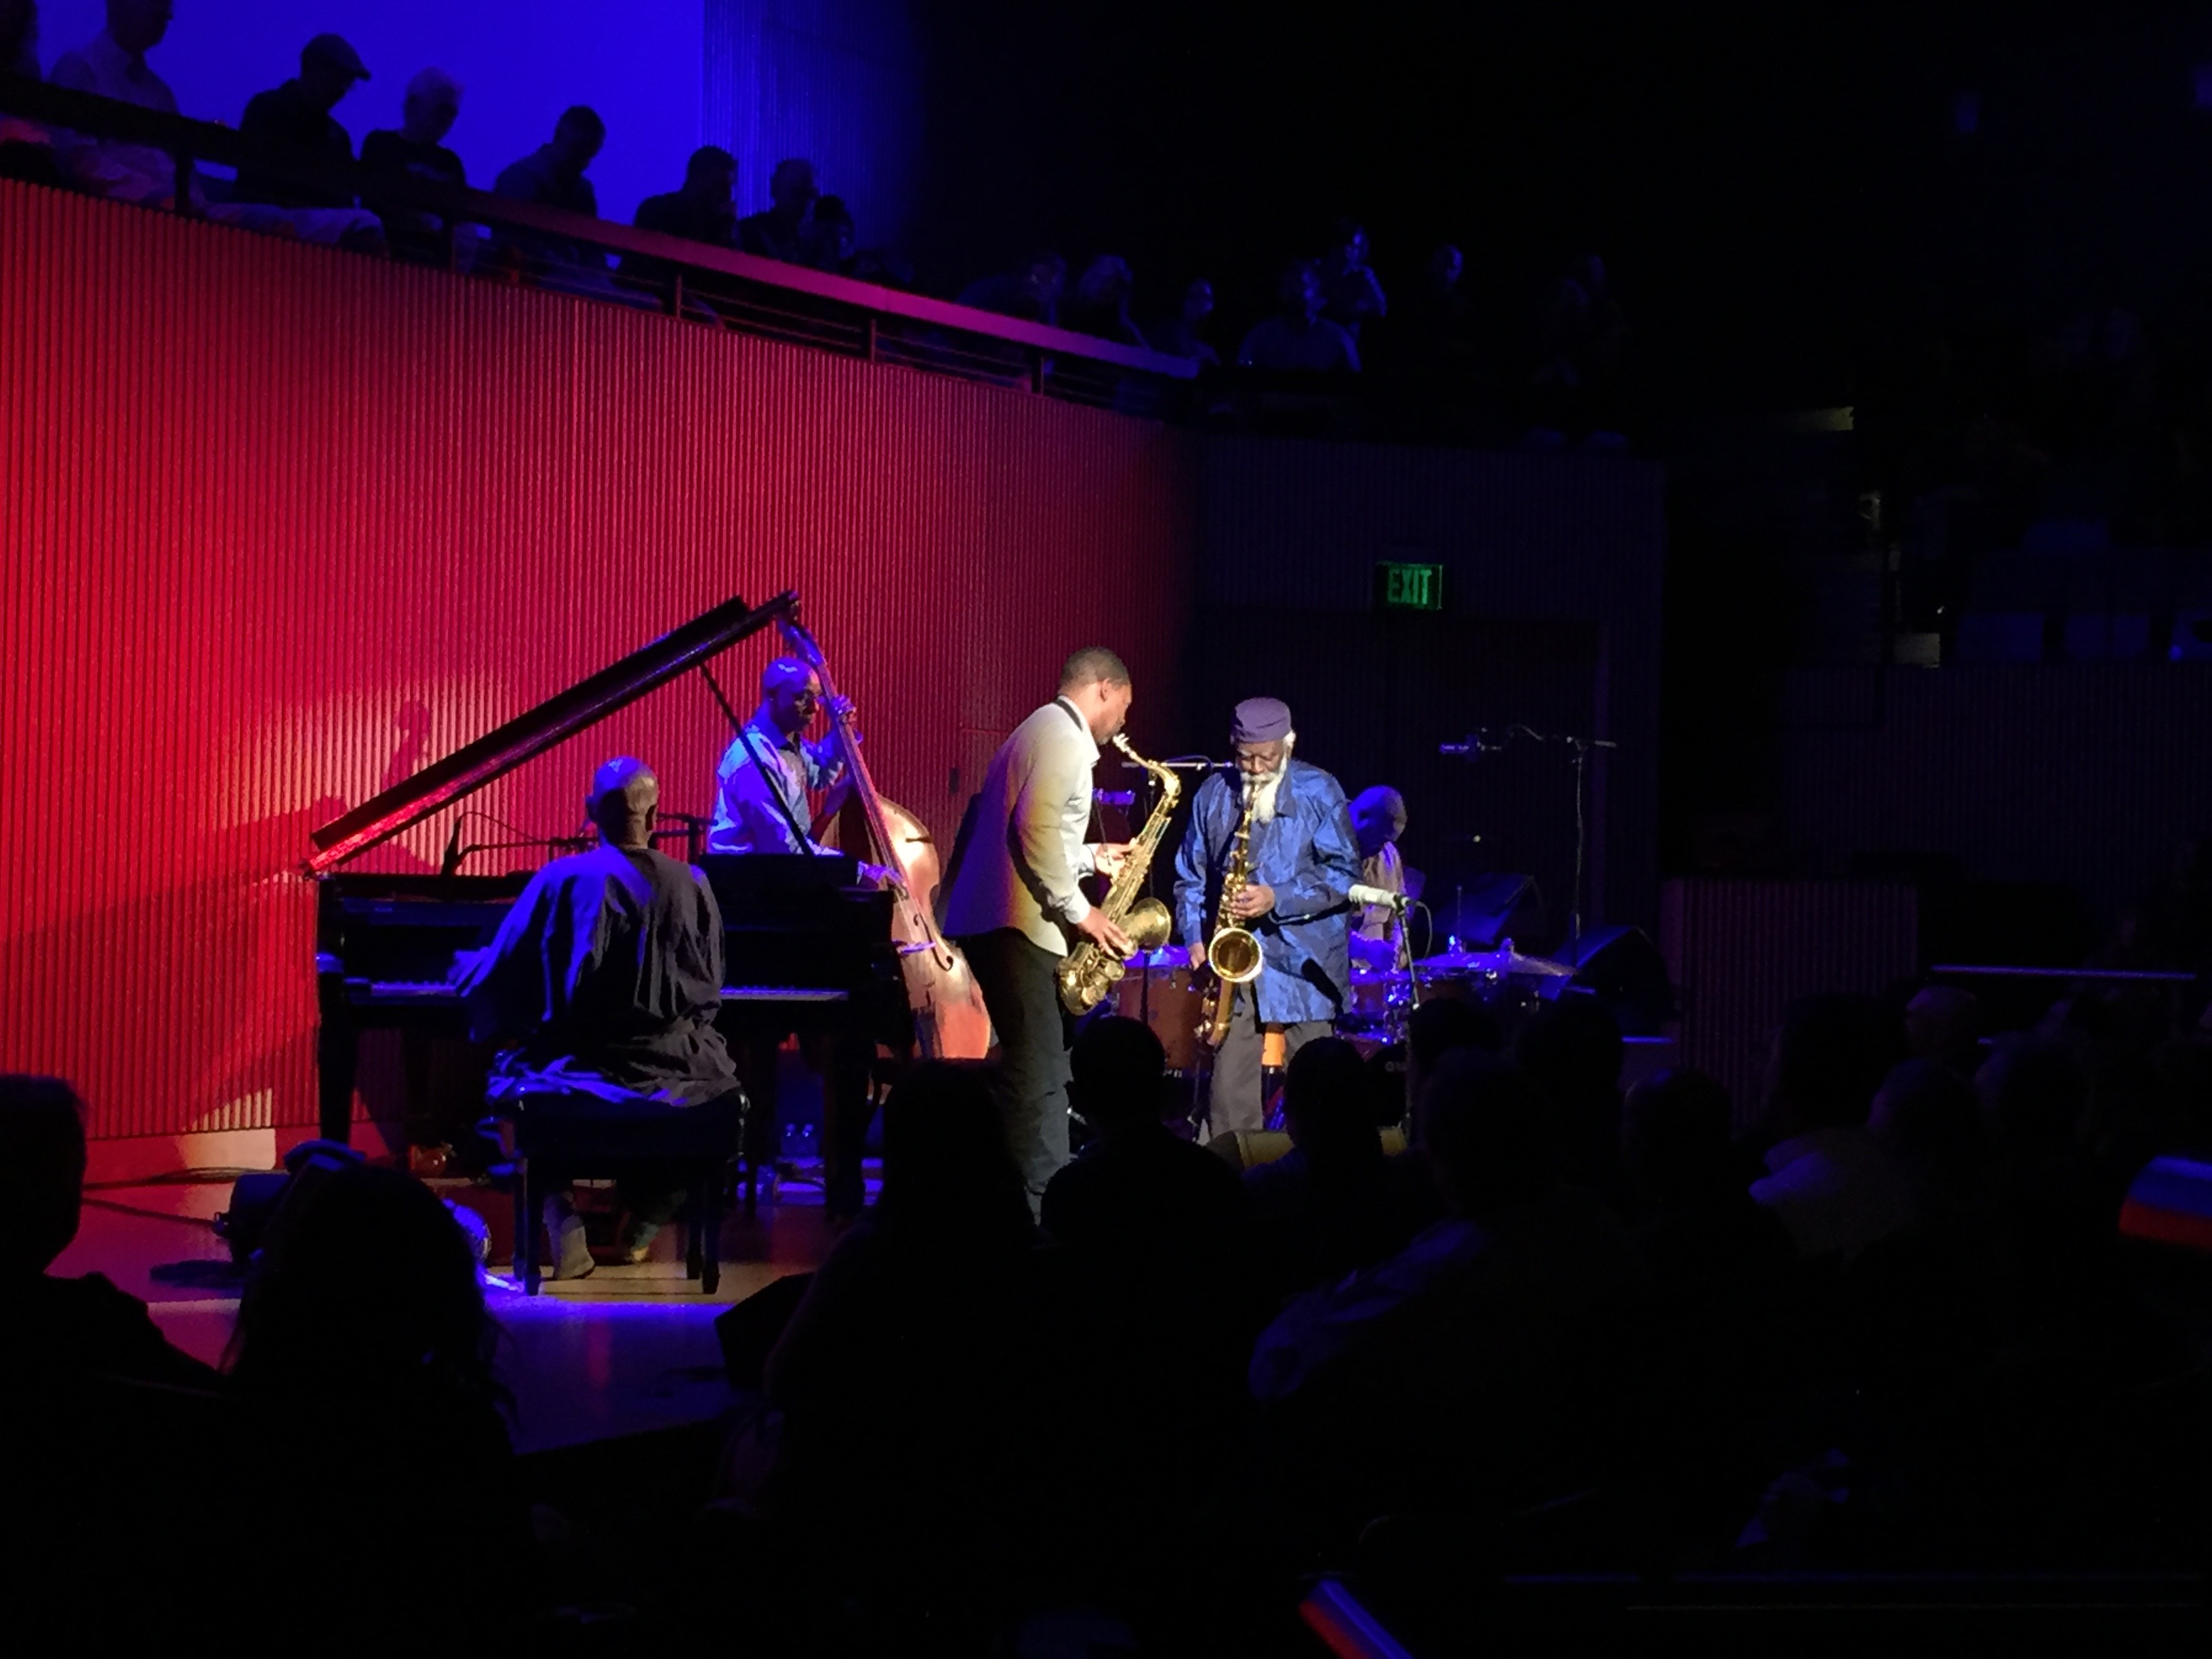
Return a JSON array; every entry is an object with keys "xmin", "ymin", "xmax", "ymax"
[{"xmin": 1056, "ymin": 735, "xmax": 1181, "ymax": 1014}]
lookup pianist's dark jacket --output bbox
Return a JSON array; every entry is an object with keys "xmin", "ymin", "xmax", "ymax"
[{"xmin": 454, "ymin": 843, "xmax": 739, "ymax": 1107}]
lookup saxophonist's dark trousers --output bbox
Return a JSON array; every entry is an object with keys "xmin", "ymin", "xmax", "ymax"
[
  {"xmin": 956, "ymin": 926, "xmax": 1073, "ymax": 1214},
  {"xmin": 1208, "ymin": 982, "xmax": 1330, "ymax": 1137}
]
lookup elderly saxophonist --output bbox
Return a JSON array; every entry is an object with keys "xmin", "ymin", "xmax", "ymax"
[{"xmin": 1173, "ymin": 697, "xmax": 1361, "ymax": 1138}]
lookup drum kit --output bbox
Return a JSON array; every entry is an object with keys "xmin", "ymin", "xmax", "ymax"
[
  {"xmin": 1111, "ymin": 937, "xmax": 1578, "ymax": 1078},
  {"xmin": 1339, "ymin": 938, "xmax": 1576, "ymax": 1049}
]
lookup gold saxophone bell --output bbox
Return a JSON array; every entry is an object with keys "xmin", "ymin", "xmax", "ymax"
[
  {"xmin": 1123, "ymin": 897, "xmax": 1174, "ymax": 952},
  {"xmin": 1205, "ymin": 923, "xmax": 1263, "ymax": 983},
  {"xmin": 1057, "ymin": 737, "xmax": 1183, "ymax": 1015}
]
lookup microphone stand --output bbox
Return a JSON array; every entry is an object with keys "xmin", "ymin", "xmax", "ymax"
[{"xmin": 1440, "ymin": 726, "xmax": 1618, "ymax": 944}]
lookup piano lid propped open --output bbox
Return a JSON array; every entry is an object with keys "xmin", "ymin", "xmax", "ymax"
[{"xmin": 305, "ymin": 590, "xmax": 796, "ymax": 874}]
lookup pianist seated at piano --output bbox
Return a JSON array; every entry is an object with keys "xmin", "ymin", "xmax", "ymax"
[
  {"xmin": 454, "ymin": 757, "xmax": 740, "ymax": 1277},
  {"xmin": 708, "ymin": 655, "xmax": 883, "ymax": 883}
]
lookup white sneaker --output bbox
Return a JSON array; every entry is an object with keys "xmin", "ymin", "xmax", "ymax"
[{"xmin": 543, "ymin": 1196, "xmax": 594, "ymax": 1279}]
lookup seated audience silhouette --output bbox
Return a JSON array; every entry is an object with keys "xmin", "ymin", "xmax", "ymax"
[
  {"xmin": 457, "ymin": 756, "xmax": 739, "ymax": 1276},
  {"xmin": 1149, "ymin": 277, "xmax": 1220, "ymax": 365},
  {"xmin": 1252, "ymin": 1049, "xmax": 1645, "ymax": 1535},
  {"xmin": 624, "ymin": 144, "xmax": 737, "ymax": 303},
  {"xmin": 52, "ymin": 1, "xmax": 381, "ymax": 248},
  {"xmin": 634, "ymin": 144, "xmax": 738, "ymax": 249},
  {"xmin": 739, "ymin": 157, "xmax": 819, "ymax": 264},
  {"xmin": 1749, "ymin": 993, "xmax": 1910, "ymax": 1257},
  {"xmin": 493, "ymin": 105, "xmax": 618, "ymax": 292},
  {"xmin": 960, "ymin": 249, "xmax": 1067, "ymax": 325},
  {"xmin": 361, "ymin": 66, "xmax": 468, "ymax": 266},
  {"xmin": 1247, "ymin": 1036, "xmax": 1431, "ymax": 1304},
  {"xmin": 1, "ymin": 1073, "xmax": 218, "ymax": 1391},
  {"xmin": 1317, "ymin": 218, "xmax": 1387, "ymax": 342},
  {"xmin": 1044, "ymin": 1017, "xmax": 1258, "ymax": 1604},
  {"xmin": 1, "ymin": 0, "xmax": 61, "ymax": 186},
  {"xmin": 758, "ymin": 1062, "xmax": 1080, "ymax": 1626},
  {"xmin": 1515, "ymin": 995, "xmax": 1627, "ymax": 1204},
  {"xmin": 1062, "ymin": 254, "xmax": 1148, "ymax": 348},
  {"xmin": 5, "ymin": 1074, "xmax": 230, "ymax": 1641},
  {"xmin": 234, "ymin": 33, "xmax": 370, "ymax": 211},
  {"xmin": 1620, "ymin": 1066, "xmax": 1796, "ymax": 1534},
  {"xmin": 1238, "ymin": 260, "xmax": 1361, "ymax": 373},
  {"xmin": 226, "ymin": 1161, "xmax": 519, "ymax": 1635}
]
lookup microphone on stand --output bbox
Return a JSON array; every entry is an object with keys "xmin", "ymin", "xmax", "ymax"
[
  {"xmin": 1347, "ymin": 882, "xmax": 1409, "ymax": 910},
  {"xmin": 437, "ymin": 813, "xmax": 467, "ymax": 878}
]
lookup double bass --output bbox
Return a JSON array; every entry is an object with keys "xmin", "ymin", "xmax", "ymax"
[{"xmin": 776, "ymin": 613, "xmax": 994, "ymax": 1059}]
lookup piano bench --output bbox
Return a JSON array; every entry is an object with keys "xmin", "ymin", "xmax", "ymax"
[{"xmin": 499, "ymin": 1088, "xmax": 749, "ymax": 1296}]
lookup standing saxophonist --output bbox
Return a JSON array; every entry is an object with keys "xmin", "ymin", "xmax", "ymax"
[
  {"xmin": 943, "ymin": 649, "xmax": 1134, "ymax": 1210},
  {"xmin": 1173, "ymin": 698, "xmax": 1361, "ymax": 1138}
]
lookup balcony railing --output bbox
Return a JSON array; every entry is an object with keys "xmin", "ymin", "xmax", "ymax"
[{"xmin": 0, "ymin": 73, "xmax": 1196, "ymax": 416}]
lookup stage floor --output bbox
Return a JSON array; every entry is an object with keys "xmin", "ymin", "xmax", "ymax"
[{"xmin": 56, "ymin": 1172, "xmax": 845, "ymax": 1454}]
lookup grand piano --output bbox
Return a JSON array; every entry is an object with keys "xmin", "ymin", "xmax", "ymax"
[{"xmin": 306, "ymin": 589, "xmax": 896, "ymax": 1144}]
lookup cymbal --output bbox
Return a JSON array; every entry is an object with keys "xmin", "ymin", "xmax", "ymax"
[{"xmin": 1414, "ymin": 945, "xmax": 1576, "ymax": 979}]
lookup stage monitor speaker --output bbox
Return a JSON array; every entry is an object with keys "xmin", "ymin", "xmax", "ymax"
[{"xmin": 1544, "ymin": 924, "xmax": 1675, "ymax": 1036}]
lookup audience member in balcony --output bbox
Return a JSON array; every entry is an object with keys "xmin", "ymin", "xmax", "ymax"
[
  {"xmin": 738, "ymin": 155, "xmax": 818, "ymax": 265},
  {"xmin": 49, "ymin": 0, "xmax": 183, "ymax": 205},
  {"xmin": 1532, "ymin": 251, "xmax": 1629, "ymax": 429},
  {"xmin": 803, "ymin": 192, "xmax": 907, "ymax": 287},
  {"xmin": 3, "ymin": 1073, "xmax": 220, "ymax": 1393},
  {"xmin": 1393, "ymin": 242, "xmax": 1475, "ymax": 373},
  {"xmin": 1748, "ymin": 993, "xmax": 1912, "ymax": 1258},
  {"xmin": 634, "ymin": 144, "xmax": 737, "ymax": 250},
  {"xmin": 1317, "ymin": 218, "xmax": 1387, "ymax": 343},
  {"xmin": 493, "ymin": 104, "xmax": 619, "ymax": 294},
  {"xmin": 1237, "ymin": 260, "xmax": 1361, "ymax": 373},
  {"xmin": 0, "ymin": 0, "xmax": 58, "ymax": 185},
  {"xmin": 960, "ymin": 249, "xmax": 1067, "ymax": 325},
  {"xmin": 1062, "ymin": 254, "xmax": 1148, "ymax": 348},
  {"xmin": 361, "ymin": 67, "xmax": 469, "ymax": 267},
  {"xmin": 623, "ymin": 143, "xmax": 736, "ymax": 306},
  {"xmin": 234, "ymin": 34, "xmax": 369, "ymax": 211},
  {"xmin": 1147, "ymin": 277, "xmax": 1220, "ymax": 365},
  {"xmin": 50, "ymin": 3, "xmax": 383, "ymax": 251}
]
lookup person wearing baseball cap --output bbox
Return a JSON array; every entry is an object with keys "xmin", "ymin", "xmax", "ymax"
[
  {"xmin": 234, "ymin": 33, "xmax": 371, "ymax": 211},
  {"xmin": 1170, "ymin": 697, "xmax": 1361, "ymax": 1138}
]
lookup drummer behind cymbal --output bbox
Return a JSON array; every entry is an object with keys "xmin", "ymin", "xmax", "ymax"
[
  {"xmin": 1349, "ymin": 785, "xmax": 1415, "ymax": 971},
  {"xmin": 1170, "ymin": 697, "xmax": 1361, "ymax": 1139}
]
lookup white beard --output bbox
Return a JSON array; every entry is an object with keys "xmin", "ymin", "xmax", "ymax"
[{"xmin": 1242, "ymin": 737, "xmax": 1294, "ymax": 823}]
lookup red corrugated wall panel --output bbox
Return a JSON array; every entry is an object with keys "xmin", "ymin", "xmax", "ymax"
[
  {"xmin": 0, "ymin": 182, "xmax": 1195, "ymax": 1145},
  {"xmin": 1660, "ymin": 877, "xmax": 1919, "ymax": 1126}
]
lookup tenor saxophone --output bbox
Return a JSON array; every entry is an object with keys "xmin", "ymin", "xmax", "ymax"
[
  {"xmin": 1196, "ymin": 787, "xmax": 1265, "ymax": 1048},
  {"xmin": 1057, "ymin": 735, "xmax": 1181, "ymax": 1015}
]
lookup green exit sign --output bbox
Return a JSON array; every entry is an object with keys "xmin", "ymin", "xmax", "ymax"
[{"xmin": 1374, "ymin": 561, "xmax": 1445, "ymax": 612}]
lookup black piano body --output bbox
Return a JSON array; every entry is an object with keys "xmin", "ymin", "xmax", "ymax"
[
  {"xmin": 313, "ymin": 872, "xmax": 531, "ymax": 1141},
  {"xmin": 304, "ymin": 590, "xmax": 898, "ymax": 1145}
]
